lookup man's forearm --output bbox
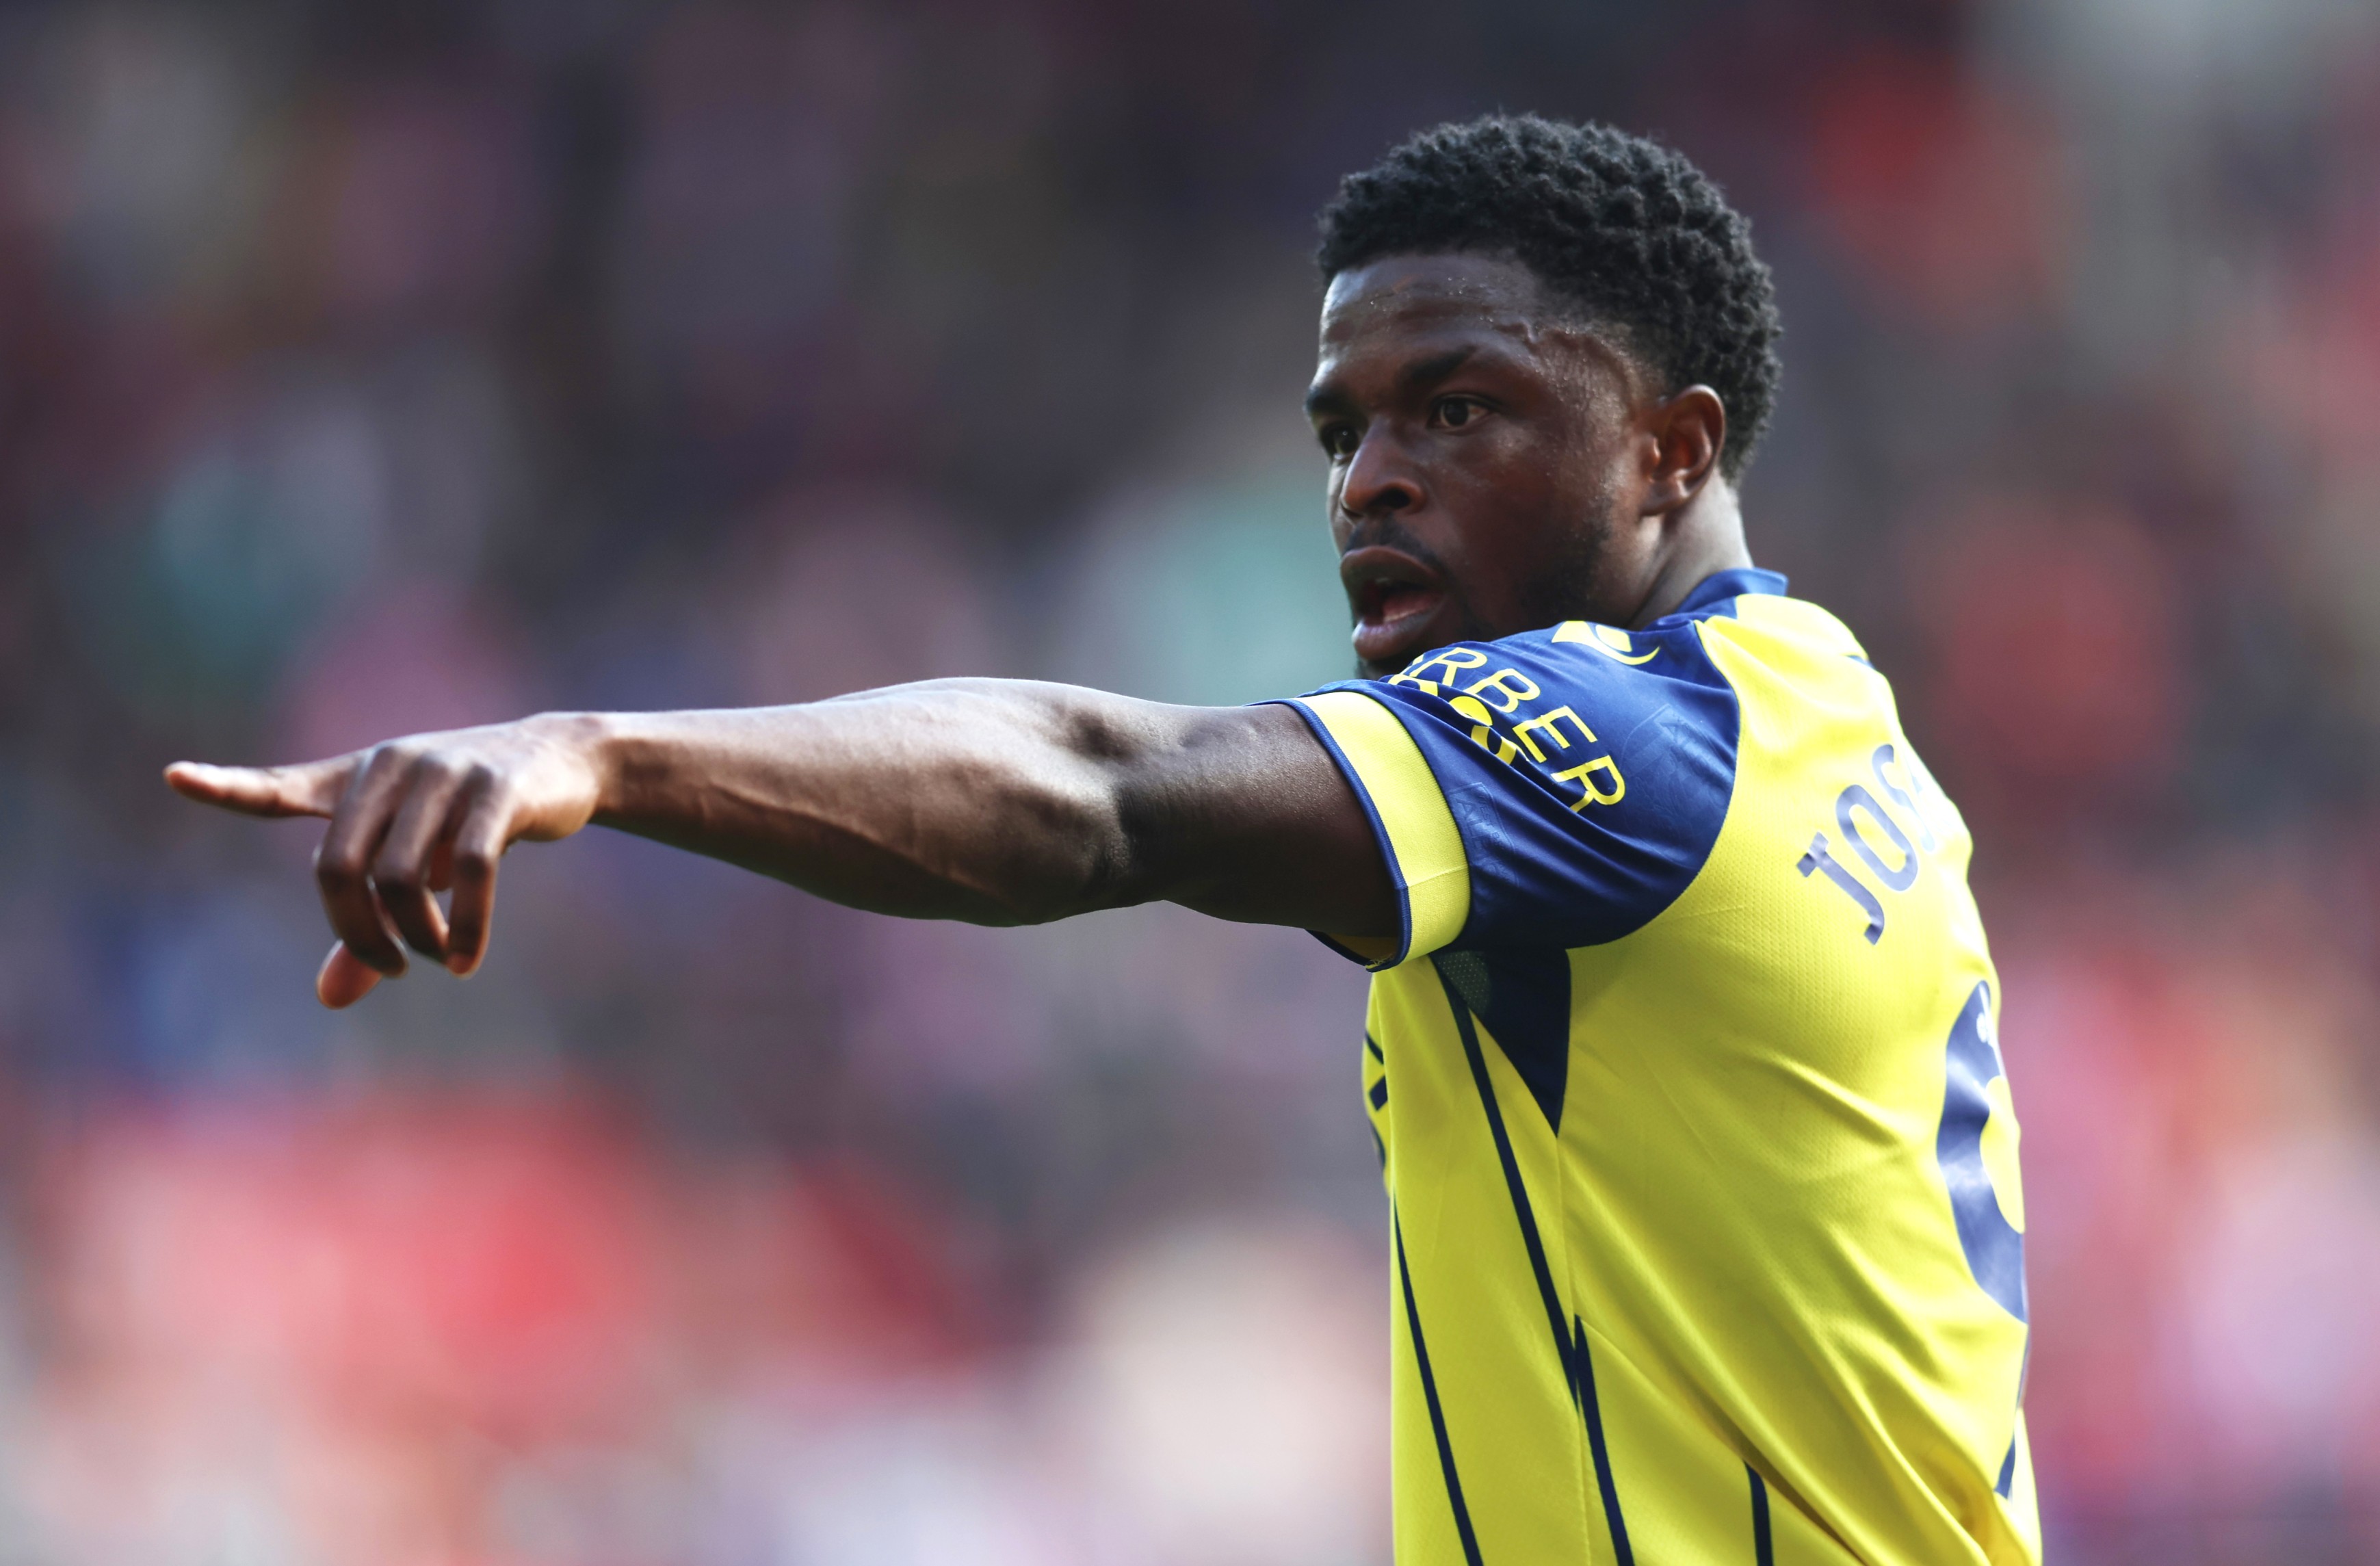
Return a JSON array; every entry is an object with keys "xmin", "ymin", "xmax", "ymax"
[{"xmin": 583, "ymin": 681, "xmax": 1170, "ymax": 926}]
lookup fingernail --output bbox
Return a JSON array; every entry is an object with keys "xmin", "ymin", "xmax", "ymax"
[{"xmin": 447, "ymin": 952, "xmax": 475, "ymax": 977}]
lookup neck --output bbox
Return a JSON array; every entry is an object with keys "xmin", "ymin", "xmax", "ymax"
[{"xmin": 1625, "ymin": 478, "xmax": 1753, "ymax": 628}]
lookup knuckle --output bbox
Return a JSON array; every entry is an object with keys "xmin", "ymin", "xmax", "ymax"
[
  {"xmin": 368, "ymin": 740, "xmax": 427, "ymax": 777},
  {"xmin": 315, "ymin": 852, "xmax": 365, "ymax": 889}
]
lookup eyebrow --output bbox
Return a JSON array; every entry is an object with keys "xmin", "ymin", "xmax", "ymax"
[
  {"xmin": 1305, "ymin": 344, "xmax": 1482, "ymax": 420},
  {"xmin": 1398, "ymin": 345, "xmax": 1480, "ymax": 396}
]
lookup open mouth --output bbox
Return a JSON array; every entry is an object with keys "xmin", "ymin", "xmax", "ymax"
[
  {"xmin": 1355, "ymin": 577, "xmax": 1441, "ymax": 625},
  {"xmin": 1341, "ymin": 546, "xmax": 1450, "ymax": 667}
]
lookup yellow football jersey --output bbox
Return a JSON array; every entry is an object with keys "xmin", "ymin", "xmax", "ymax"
[{"xmin": 1274, "ymin": 569, "xmax": 2037, "ymax": 1565}]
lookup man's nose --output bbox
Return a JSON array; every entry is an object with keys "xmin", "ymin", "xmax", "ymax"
[{"xmin": 1339, "ymin": 430, "xmax": 1424, "ymax": 520}]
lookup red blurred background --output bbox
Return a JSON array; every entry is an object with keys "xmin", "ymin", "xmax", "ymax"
[{"xmin": 3, "ymin": 1, "xmax": 2379, "ymax": 1560}]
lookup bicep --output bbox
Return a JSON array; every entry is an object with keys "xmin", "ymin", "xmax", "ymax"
[{"xmin": 1114, "ymin": 701, "xmax": 1397, "ymax": 940}]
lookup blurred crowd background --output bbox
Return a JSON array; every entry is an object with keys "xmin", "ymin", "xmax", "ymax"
[{"xmin": 1, "ymin": 0, "xmax": 2377, "ymax": 1561}]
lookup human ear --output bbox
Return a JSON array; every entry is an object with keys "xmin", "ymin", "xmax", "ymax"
[{"xmin": 1638, "ymin": 386, "xmax": 1727, "ymax": 516}]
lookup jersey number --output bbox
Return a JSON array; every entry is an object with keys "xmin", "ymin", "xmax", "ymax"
[{"xmin": 1940, "ymin": 978, "xmax": 2029, "ymax": 1496}]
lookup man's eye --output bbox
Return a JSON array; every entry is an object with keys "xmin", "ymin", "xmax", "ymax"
[
  {"xmin": 1435, "ymin": 397, "xmax": 1487, "ymax": 429},
  {"xmin": 1319, "ymin": 426, "xmax": 1359, "ymax": 460}
]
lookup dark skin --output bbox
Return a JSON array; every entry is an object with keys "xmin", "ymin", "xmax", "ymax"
[{"xmin": 166, "ymin": 252, "xmax": 1751, "ymax": 1006}]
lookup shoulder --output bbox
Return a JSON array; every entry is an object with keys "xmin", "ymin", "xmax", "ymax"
[
  {"xmin": 1293, "ymin": 580, "xmax": 1800, "ymax": 951},
  {"xmin": 1279, "ymin": 570, "xmax": 1847, "ymax": 955}
]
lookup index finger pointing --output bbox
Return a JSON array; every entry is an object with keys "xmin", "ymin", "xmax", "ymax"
[{"xmin": 165, "ymin": 758, "xmax": 355, "ymax": 819}]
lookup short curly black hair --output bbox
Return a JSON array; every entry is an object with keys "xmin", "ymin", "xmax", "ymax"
[{"xmin": 1317, "ymin": 116, "xmax": 1783, "ymax": 480}]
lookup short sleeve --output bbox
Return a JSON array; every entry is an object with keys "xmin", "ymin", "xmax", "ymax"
[{"xmin": 1268, "ymin": 618, "xmax": 1740, "ymax": 967}]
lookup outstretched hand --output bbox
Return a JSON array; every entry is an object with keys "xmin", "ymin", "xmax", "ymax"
[{"xmin": 164, "ymin": 717, "xmax": 606, "ymax": 1008}]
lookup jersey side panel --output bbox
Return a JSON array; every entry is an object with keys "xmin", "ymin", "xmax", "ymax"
[
  {"xmin": 1575, "ymin": 1318, "xmax": 1864, "ymax": 1565},
  {"xmin": 1372, "ymin": 976, "xmax": 1472, "ymax": 1566},
  {"xmin": 1465, "ymin": 1005, "xmax": 1606, "ymax": 1557},
  {"xmin": 1389, "ymin": 1210, "xmax": 1480, "ymax": 1566},
  {"xmin": 1373, "ymin": 961, "xmax": 1593, "ymax": 1563}
]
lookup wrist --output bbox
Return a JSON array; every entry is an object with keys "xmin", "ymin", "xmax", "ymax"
[{"xmin": 525, "ymin": 709, "xmax": 631, "ymax": 820}]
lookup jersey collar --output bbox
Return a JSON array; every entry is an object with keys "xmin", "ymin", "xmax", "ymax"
[{"xmin": 1672, "ymin": 566, "xmax": 1788, "ymax": 618}]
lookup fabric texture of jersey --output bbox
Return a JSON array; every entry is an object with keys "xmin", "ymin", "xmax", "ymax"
[{"xmin": 1272, "ymin": 569, "xmax": 2039, "ymax": 1565}]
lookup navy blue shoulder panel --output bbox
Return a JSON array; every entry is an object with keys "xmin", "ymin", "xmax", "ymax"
[
  {"xmin": 1671, "ymin": 566, "xmax": 1788, "ymax": 619},
  {"xmin": 1303, "ymin": 601, "xmax": 1746, "ymax": 950}
]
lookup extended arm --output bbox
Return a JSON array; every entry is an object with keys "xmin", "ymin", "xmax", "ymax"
[{"xmin": 165, "ymin": 681, "xmax": 1396, "ymax": 1006}]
